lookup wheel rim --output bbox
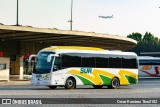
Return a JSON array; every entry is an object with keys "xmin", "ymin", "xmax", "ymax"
[
  {"xmin": 67, "ymin": 80, "xmax": 73, "ymax": 87},
  {"xmin": 112, "ymin": 79, "xmax": 118, "ymax": 87}
]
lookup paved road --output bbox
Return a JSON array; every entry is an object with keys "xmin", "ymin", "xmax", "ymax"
[
  {"xmin": 0, "ymin": 78, "xmax": 159, "ymax": 98},
  {"xmin": 0, "ymin": 78, "xmax": 160, "ymax": 106}
]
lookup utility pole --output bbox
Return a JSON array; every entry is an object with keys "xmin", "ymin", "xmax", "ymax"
[
  {"xmin": 16, "ymin": 0, "xmax": 19, "ymax": 26},
  {"xmin": 68, "ymin": 0, "xmax": 73, "ymax": 30}
]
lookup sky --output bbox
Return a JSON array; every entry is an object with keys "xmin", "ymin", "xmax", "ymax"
[{"xmin": 0, "ymin": 0, "xmax": 160, "ymax": 37}]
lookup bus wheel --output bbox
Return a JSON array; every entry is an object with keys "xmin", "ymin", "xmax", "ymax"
[
  {"xmin": 92, "ymin": 85, "xmax": 103, "ymax": 89},
  {"xmin": 48, "ymin": 86, "xmax": 57, "ymax": 89},
  {"xmin": 65, "ymin": 77, "xmax": 76, "ymax": 89},
  {"xmin": 107, "ymin": 78, "xmax": 119, "ymax": 89}
]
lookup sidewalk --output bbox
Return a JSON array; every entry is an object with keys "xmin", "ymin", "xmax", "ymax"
[
  {"xmin": 0, "ymin": 79, "xmax": 31, "ymax": 85},
  {"xmin": 10, "ymin": 75, "xmax": 31, "ymax": 81},
  {"xmin": 0, "ymin": 75, "xmax": 31, "ymax": 85}
]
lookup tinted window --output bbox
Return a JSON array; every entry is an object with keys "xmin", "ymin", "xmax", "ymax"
[
  {"xmin": 96, "ymin": 58, "xmax": 108, "ymax": 68},
  {"xmin": 53, "ymin": 57, "xmax": 62, "ymax": 71},
  {"xmin": 139, "ymin": 60, "xmax": 160, "ymax": 65},
  {"xmin": 34, "ymin": 51, "xmax": 54, "ymax": 74},
  {"xmin": 62, "ymin": 55, "xmax": 81, "ymax": 68},
  {"xmin": 82, "ymin": 57, "xmax": 95, "ymax": 67},
  {"xmin": 109, "ymin": 58, "xmax": 121, "ymax": 68},
  {"xmin": 122, "ymin": 58, "xmax": 137, "ymax": 69}
]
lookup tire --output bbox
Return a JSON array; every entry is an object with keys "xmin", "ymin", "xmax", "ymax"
[
  {"xmin": 92, "ymin": 85, "xmax": 103, "ymax": 89},
  {"xmin": 64, "ymin": 77, "xmax": 76, "ymax": 89},
  {"xmin": 48, "ymin": 86, "xmax": 57, "ymax": 89},
  {"xmin": 107, "ymin": 78, "xmax": 120, "ymax": 89}
]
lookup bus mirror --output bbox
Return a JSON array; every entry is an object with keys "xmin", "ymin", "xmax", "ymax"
[
  {"xmin": 47, "ymin": 54, "xmax": 59, "ymax": 62},
  {"xmin": 28, "ymin": 55, "xmax": 37, "ymax": 63}
]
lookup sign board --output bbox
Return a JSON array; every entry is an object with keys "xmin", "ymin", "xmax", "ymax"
[{"xmin": 0, "ymin": 63, "xmax": 6, "ymax": 70}]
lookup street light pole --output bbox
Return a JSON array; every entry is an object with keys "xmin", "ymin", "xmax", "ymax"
[
  {"xmin": 69, "ymin": 0, "xmax": 73, "ymax": 30},
  {"xmin": 16, "ymin": 0, "xmax": 19, "ymax": 26}
]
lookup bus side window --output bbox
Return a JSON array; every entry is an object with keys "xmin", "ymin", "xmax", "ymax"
[
  {"xmin": 139, "ymin": 60, "xmax": 160, "ymax": 65},
  {"xmin": 53, "ymin": 57, "xmax": 62, "ymax": 71},
  {"xmin": 96, "ymin": 57, "xmax": 109, "ymax": 68},
  {"xmin": 122, "ymin": 58, "xmax": 137, "ymax": 69},
  {"xmin": 62, "ymin": 55, "xmax": 81, "ymax": 69},
  {"xmin": 81, "ymin": 57, "xmax": 95, "ymax": 67},
  {"xmin": 109, "ymin": 57, "xmax": 121, "ymax": 68}
]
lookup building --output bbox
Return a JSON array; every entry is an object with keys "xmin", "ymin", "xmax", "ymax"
[{"xmin": 0, "ymin": 24, "xmax": 137, "ymax": 80}]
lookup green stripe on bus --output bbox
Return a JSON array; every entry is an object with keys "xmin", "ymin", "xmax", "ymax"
[
  {"xmin": 125, "ymin": 75, "xmax": 137, "ymax": 84},
  {"xmin": 75, "ymin": 75, "xmax": 94, "ymax": 85},
  {"xmin": 99, "ymin": 75, "xmax": 111, "ymax": 85}
]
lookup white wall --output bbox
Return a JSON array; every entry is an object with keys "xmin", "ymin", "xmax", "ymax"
[{"xmin": 0, "ymin": 57, "xmax": 10, "ymax": 81}]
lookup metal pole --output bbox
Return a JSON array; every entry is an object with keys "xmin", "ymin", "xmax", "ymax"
[
  {"xmin": 70, "ymin": 0, "xmax": 73, "ymax": 30},
  {"xmin": 16, "ymin": 0, "xmax": 19, "ymax": 25}
]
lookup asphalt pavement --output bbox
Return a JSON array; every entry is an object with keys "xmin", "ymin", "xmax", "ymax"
[{"xmin": 0, "ymin": 78, "xmax": 160, "ymax": 106}]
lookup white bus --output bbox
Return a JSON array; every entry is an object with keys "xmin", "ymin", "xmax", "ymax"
[
  {"xmin": 138, "ymin": 56, "xmax": 160, "ymax": 77},
  {"xmin": 29, "ymin": 46, "xmax": 138, "ymax": 89}
]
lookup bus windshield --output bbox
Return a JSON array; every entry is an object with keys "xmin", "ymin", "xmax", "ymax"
[{"xmin": 33, "ymin": 51, "xmax": 55, "ymax": 74}]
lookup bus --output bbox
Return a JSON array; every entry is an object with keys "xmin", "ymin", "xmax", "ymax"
[
  {"xmin": 138, "ymin": 56, "xmax": 160, "ymax": 77},
  {"xmin": 29, "ymin": 46, "xmax": 138, "ymax": 89}
]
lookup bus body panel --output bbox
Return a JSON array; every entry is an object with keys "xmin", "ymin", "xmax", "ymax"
[
  {"xmin": 139, "ymin": 65, "xmax": 160, "ymax": 77},
  {"xmin": 50, "ymin": 69, "xmax": 84, "ymax": 86},
  {"xmin": 66, "ymin": 68, "xmax": 138, "ymax": 86},
  {"xmin": 31, "ymin": 68, "xmax": 138, "ymax": 86},
  {"xmin": 30, "ymin": 46, "xmax": 138, "ymax": 88},
  {"xmin": 32, "ymin": 73, "xmax": 51, "ymax": 86},
  {"xmin": 138, "ymin": 56, "xmax": 160, "ymax": 77}
]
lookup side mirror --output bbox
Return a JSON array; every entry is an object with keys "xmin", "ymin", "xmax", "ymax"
[
  {"xmin": 28, "ymin": 55, "xmax": 37, "ymax": 63},
  {"xmin": 47, "ymin": 54, "xmax": 59, "ymax": 62}
]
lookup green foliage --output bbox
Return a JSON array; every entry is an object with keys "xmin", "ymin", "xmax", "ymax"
[
  {"xmin": 127, "ymin": 32, "xmax": 160, "ymax": 55},
  {"xmin": 143, "ymin": 32, "xmax": 154, "ymax": 43},
  {"xmin": 127, "ymin": 32, "xmax": 142, "ymax": 42}
]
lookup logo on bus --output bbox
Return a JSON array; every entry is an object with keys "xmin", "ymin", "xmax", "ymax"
[
  {"xmin": 141, "ymin": 66, "xmax": 160, "ymax": 77},
  {"xmin": 80, "ymin": 68, "xmax": 92, "ymax": 74}
]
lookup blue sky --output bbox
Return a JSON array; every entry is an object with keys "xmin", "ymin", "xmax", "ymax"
[{"xmin": 0, "ymin": 0, "xmax": 160, "ymax": 37}]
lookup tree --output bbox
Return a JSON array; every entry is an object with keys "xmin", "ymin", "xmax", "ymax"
[
  {"xmin": 127, "ymin": 32, "xmax": 142, "ymax": 42},
  {"xmin": 127, "ymin": 32, "xmax": 160, "ymax": 55},
  {"xmin": 143, "ymin": 32, "xmax": 154, "ymax": 43}
]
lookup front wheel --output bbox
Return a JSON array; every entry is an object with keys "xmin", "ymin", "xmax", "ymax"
[
  {"xmin": 48, "ymin": 86, "xmax": 57, "ymax": 89},
  {"xmin": 64, "ymin": 77, "xmax": 76, "ymax": 89},
  {"xmin": 107, "ymin": 78, "xmax": 120, "ymax": 89}
]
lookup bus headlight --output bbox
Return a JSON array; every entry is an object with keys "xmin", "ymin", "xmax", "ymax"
[{"xmin": 44, "ymin": 77, "xmax": 50, "ymax": 80}]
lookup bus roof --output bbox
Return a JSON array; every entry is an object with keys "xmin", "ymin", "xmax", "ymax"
[
  {"xmin": 41, "ymin": 46, "xmax": 137, "ymax": 56},
  {"xmin": 42, "ymin": 46, "xmax": 104, "ymax": 51}
]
